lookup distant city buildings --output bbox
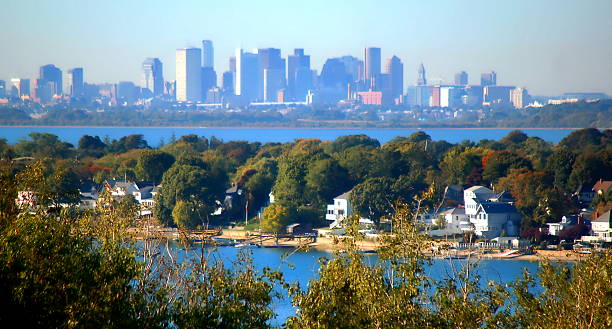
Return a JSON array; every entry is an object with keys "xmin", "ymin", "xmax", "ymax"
[{"xmin": 3, "ymin": 39, "xmax": 608, "ymax": 108}]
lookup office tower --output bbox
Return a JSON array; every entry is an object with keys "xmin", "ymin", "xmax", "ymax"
[
  {"xmin": 202, "ymin": 40, "xmax": 214, "ymax": 68},
  {"xmin": 222, "ymin": 71, "xmax": 234, "ymax": 94},
  {"xmin": 39, "ymin": 64, "xmax": 62, "ymax": 96},
  {"xmin": 510, "ymin": 87, "xmax": 530, "ymax": 108},
  {"xmin": 235, "ymin": 48, "xmax": 259, "ymax": 102},
  {"xmin": 430, "ymin": 86, "xmax": 441, "ymax": 107},
  {"xmin": 229, "ymin": 56, "xmax": 236, "ymax": 74},
  {"xmin": 364, "ymin": 47, "xmax": 381, "ymax": 89},
  {"xmin": 117, "ymin": 81, "xmax": 137, "ymax": 105},
  {"xmin": 176, "ymin": 48, "xmax": 202, "ymax": 102},
  {"xmin": 440, "ymin": 86, "xmax": 464, "ymax": 108},
  {"xmin": 385, "ymin": 55, "xmax": 404, "ymax": 100},
  {"xmin": 67, "ymin": 68, "xmax": 84, "ymax": 97},
  {"xmin": 287, "ymin": 48, "xmax": 311, "ymax": 101},
  {"xmin": 201, "ymin": 67, "xmax": 217, "ymax": 101},
  {"xmin": 0, "ymin": 80, "xmax": 5, "ymax": 98},
  {"xmin": 454, "ymin": 71, "xmax": 468, "ymax": 85},
  {"xmin": 417, "ymin": 63, "xmax": 427, "ymax": 85},
  {"xmin": 338, "ymin": 56, "xmax": 363, "ymax": 84},
  {"xmin": 33, "ymin": 79, "xmax": 53, "ymax": 103},
  {"xmin": 481, "ymin": 71, "xmax": 497, "ymax": 86},
  {"xmin": 10, "ymin": 78, "xmax": 30, "ymax": 98},
  {"xmin": 483, "ymin": 85, "xmax": 514, "ymax": 105},
  {"xmin": 257, "ymin": 48, "xmax": 285, "ymax": 102},
  {"xmin": 319, "ymin": 58, "xmax": 350, "ymax": 102},
  {"xmin": 464, "ymin": 85, "xmax": 484, "ymax": 107},
  {"xmin": 142, "ymin": 58, "xmax": 164, "ymax": 97}
]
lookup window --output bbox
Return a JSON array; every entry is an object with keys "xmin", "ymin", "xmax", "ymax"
[{"xmin": 338, "ymin": 210, "xmax": 345, "ymax": 215}]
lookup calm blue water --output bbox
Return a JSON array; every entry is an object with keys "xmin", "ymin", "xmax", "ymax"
[
  {"xmin": 0, "ymin": 126, "xmax": 575, "ymax": 146},
  {"xmin": 172, "ymin": 246, "xmax": 542, "ymax": 325}
]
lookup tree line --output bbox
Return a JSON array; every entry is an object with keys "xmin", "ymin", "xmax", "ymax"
[{"xmin": 1, "ymin": 127, "xmax": 610, "ymax": 235}]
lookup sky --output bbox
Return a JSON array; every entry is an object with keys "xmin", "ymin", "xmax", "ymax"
[{"xmin": 1, "ymin": 0, "xmax": 611, "ymax": 96}]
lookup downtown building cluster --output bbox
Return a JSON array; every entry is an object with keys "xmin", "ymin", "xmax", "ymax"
[{"xmin": 1, "ymin": 40, "xmax": 608, "ymax": 108}]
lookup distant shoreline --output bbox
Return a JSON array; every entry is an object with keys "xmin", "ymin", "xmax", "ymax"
[{"xmin": 0, "ymin": 125, "xmax": 591, "ymax": 130}]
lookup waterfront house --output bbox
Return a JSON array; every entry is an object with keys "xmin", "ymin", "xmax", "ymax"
[
  {"xmin": 427, "ymin": 207, "xmax": 467, "ymax": 237},
  {"xmin": 471, "ymin": 202, "xmax": 521, "ymax": 239},
  {"xmin": 547, "ymin": 215, "xmax": 582, "ymax": 236},
  {"xmin": 326, "ymin": 191, "xmax": 352, "ymax": 229},
  {"xmin": 590, "ymin": 210, "xmax": 611, "ymax": 242},
  {"xmin": 101, "ymin": 179, "xmax": 159, "ymax": 217}
]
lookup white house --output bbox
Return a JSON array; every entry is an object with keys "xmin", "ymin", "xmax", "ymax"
[
  {"xmin": 471, "ymin": 202, "xmax": 521, "ymax": 239},
  {"xmin": 326, "ymin": 191, "xmax": 352, "ymax": 229},
  {"xmin": 464, "ymin": 186, "xmax": 495, "ymax": 220},
  {"xmin": 591, "ymin": 210, "xmax": 611, "ymax": 242},
  {"xmin": 546, "ymin": 215, "xmax": 579, "ymax": 236},
  {"xmin": 462, "ymin": 186, "xmax": 521, "ymax": 239},
  {"xmin": 101, "ymin": 180, "xmax": 159, "ymax": 217},
  {"xmin": 428, "ymin": 207, "xmax": 467, "ymax": 237}
]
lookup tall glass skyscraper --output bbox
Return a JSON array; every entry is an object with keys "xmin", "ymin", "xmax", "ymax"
[
  {"xmin": 385, "ymin": 55, "xmax": 404, "ymax": 100},
  {"xmin": 39, "ymin": 64, "xmax": 62, "ymax": 96},
  {"xmin": 142, "ymin": 58, "xmax": 164, "ymax": 97},
  {"xmin": 202, "ymin": 40, "xmax": 214, "ymax": 69},
  {"xmin": 176, "ymin": 48, "xmax": 202, "ymax": 102},
  {"xmin": 364, "ymin": 47, "xmax": 381, "ymax": 89},
  {"xmin": 235, "ymin": 49, "xmax": 260, "ymax": 102},
  {"xmin": 67, "ymin": 68, "xmax": 84, "ymax": 97}
]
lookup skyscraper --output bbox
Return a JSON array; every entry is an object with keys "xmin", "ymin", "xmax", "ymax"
[
  {"xmin": 142, "ymin": 58, "xmax": 164, "ymax": 97},
  {"xmin": 176, "ymin": 48, "xmax": 202, "ymax": 102},
  {"xmin": 39, "ymin": 64, "xmax": 62, "ymax": 96},
  {"xmin": 510, "ymin": 87, "xmax": 530, "ymax": 108},
  {"xmin": 201, "ymin": 67, "xmax": 217, "ymax": 101},
  {"xmin": 385, "ymin": 55, "xmax": 404, "ymax": 100},
  {"xmin": 417, "ymin": 63, "xmax": 427, "ymax": 86},
  {"xmin": 364, "ymin": 47, "xmax": 381, "ymax": 89},
  {"xmin": 454, "ymin": 71, "xmax": 468, "ymax": 85},
  {"xmin": 235, "ymin": 48, "xmax": 259, "ymax": 102},
  {"xmin": 222, "ymin": 71, "xmax": 234, "ymax": 94},
  {"xmin": 202, "ymin": 40, "xmax": 214, "ymax": 69},
  {"xmin": 0, "ymin": 80, "xmax": 5, "ymax": 98},
  {"xmin": 258, "ymin": 48, "xmax": 285, "ymax": 102},
  {"xmin": 287, "ymin": 48, "xmax": 311, "ymax": 101},
  {"xmin": 67, "ymin": 68, "xmax": 84, "ymax": 97},
  {"xmin": 10, "ymin": 78, "xmax": 30, "ymax": 98},
  {"xmin": 481, "ymin": 71, "xmax": 497, "ymax": 86}
]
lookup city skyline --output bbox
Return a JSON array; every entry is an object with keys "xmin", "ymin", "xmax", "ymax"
[{"xmin": 1, "ymin": 0, "xmax": 611, "ymax": 95}]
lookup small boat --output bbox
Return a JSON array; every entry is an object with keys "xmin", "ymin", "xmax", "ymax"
[{"xmin": 235, "ymin": 242, "xmax": 261, "ymax": 248}]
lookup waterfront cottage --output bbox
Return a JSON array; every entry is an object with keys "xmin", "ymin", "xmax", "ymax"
[{"xmin": 463, "ymin": 185, "xmax": 521, "ymax": 239}]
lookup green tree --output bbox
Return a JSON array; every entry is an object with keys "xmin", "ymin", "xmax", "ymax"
[
  {"xmin": 260, "ymin": 203, "xmax": 294, "ymax": 233},
  {"xmin": 135, "ymin": 149, "xmax": 175, "ymax": 184},
  {"xmin": 77, "ymin": 135, "xmax": 107, "ymax": 158},
  {"xmin": 324, "ymin": 134, "xmax": 380, "ymax": 154},
  {"xmin": 14, "ymin": 132, "xmax": 75, "ymax": 159},
  {"xmin": 305, "ymin": 158, "xmax": 351, "ymax": 205},
  {"xmin": 155, "ymin": 164, "xmax": 226, "ymax": 226},
  {"xmin": 172, "ymin": 200, "xmax": 206, "ymax": 229},
  {"xmin": 482, "ymin": 150, "xmax": 532, "ymax": 183},
  {"xmin": 350, "ymin": 177, "xmax": 397, "ymax": 226}
]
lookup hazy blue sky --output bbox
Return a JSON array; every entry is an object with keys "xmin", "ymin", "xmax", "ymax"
[{"xmin": 1, "ymin": 0, "xmax": 610, "ymax": 95}]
